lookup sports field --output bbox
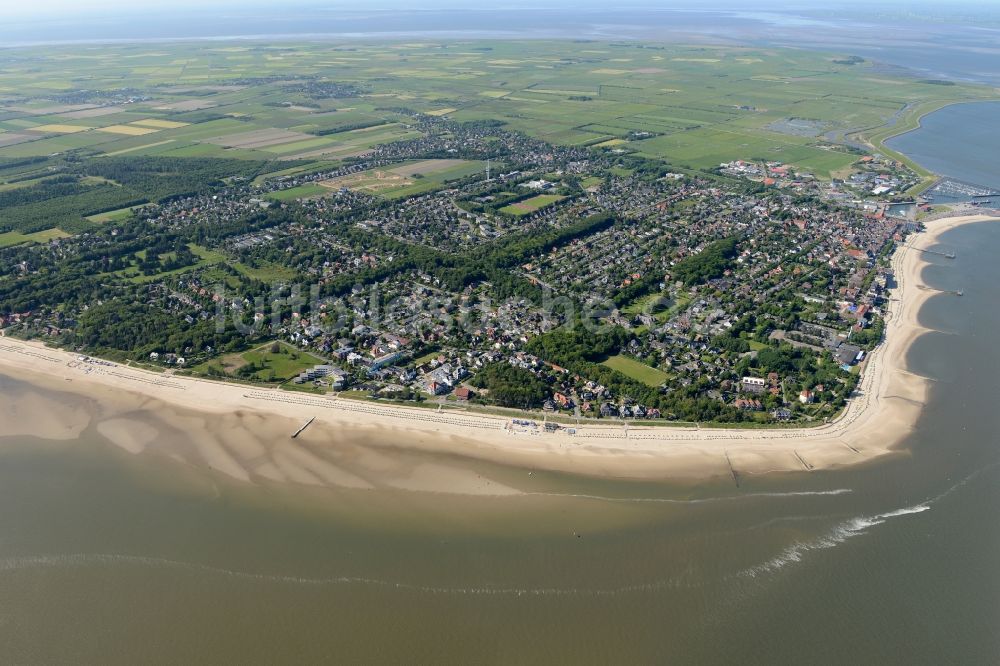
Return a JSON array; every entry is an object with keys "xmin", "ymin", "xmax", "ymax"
[{"xmin": 500, "ymin": 194, "xmax": 565, "ymax": 216}]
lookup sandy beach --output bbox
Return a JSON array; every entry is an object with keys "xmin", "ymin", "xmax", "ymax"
[{"xmin": 0, "ymin": 214, "xmax": 994, "ymax": 489}]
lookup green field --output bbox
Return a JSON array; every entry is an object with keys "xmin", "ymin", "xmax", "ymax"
[
  {"xmin": 323, "ymin": 159, "xmax": 487, "ymax": 199},
  {"xmin": 0, "ymin": 40, "xmax": 991, "ymax": 184},
  {"xmin": 231, "ymin": 260, "xmax": 299, "ymax": 282},
  {"xmin": 266, "ymin": 183, "xmax": 328, "ymax": 201},
  {"xmin": 240, "ymin": 342, "xmax": 326, "ymax": 382},
  {"xmin": 251, "ymin": 161, "xmax": 339, "ymax": 185},
  {"xmin": 0, "ymin": 228, "xmax": 71, "ymax": 247},
  {"xmin": 500, "ymin": 194, "xmax": 565, "ymax": 216},
  {"xmin": 622, "ymin": 293, "xmax": 672, "ymax": 316},
  {"xmin": 602, "ymin": 354, "xmax": 670, "ymax": 387},
  {"xmin": 191, "ymin": 341, "xmax": 326, "ymax": 382},
  {"xmin": 85, "ymin": 204, "xmax": 148, "ymax": 223},
  {"xmin": 103, "ymin": 243, "xmax": 225, "ymax": 283}
]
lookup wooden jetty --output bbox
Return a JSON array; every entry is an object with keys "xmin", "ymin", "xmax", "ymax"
[
  {"xmin": 725, "ymin": 450, "xmax": 740, "ymax": 488},
  {"xmin": 915, "ymin": 247, "xmax": 955, "ymax": 259},
  {"xmin": 291, "ymin": 416, "xmax": 315, "ymax": 439},
  {"xmin": 793, "ymin": 450, "xmax": 814, "ymax": 471}
]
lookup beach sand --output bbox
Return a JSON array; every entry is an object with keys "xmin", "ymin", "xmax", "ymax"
[{"xmin": 0, "ymin": 214, "xmax": 992, "ymax": 490}]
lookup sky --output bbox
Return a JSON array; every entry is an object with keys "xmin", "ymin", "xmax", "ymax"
[
  {"xmin": 12, "ymin": 0, "xmax": 990, "ymax": 17},
  {"xmin": 5, "ymin": 0, "xmax": 1000, "ymax": 84}
]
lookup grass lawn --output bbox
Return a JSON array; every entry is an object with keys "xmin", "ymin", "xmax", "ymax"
[
  {"xmin": 122, "ymin": 243, "xmax": 224, "ymax": 284},
  {"xmin": 0, "ymin": 177, "xmax": 45, "ymax": 192},
  {"xmin": 499, "ymin": 194, "xmax": 565, "ymax": 216},
  {"xmin": 0, "ymin": 231, "xmax": 29, "ymax": 248},
  {"xmin": 624, "ymin": 292, "xmax": 691, "ymax": 323},
  {"xmin": 623, "ymin": 292, "xmax": 673, "ymax": 316},
  {"xmin": 240, "ymin": 342, "xmax": 326, "ymax": 382},
  {"xmin": 266, "ymin": 183, "xmax": 328, "ymax": 201},
  {"xmin": 321, "ymin": 159, "xmax": 487, "ymax": 199},
  {"xmin": 231, "ymin": 260, "xmax": 299, "ymax": 282},
  {"xmin": 666, "ymin": 293, "xmax": 693, "ymax": 319},
  {"xmin": 100, "ymin": 242, "xmax": 222, "ymax": 284},
  {"xmin": 86, "ymin": 204, "xmax": 149, "ymax": 223},
  {"xmin": 748, "ymin": 340, "xmax": 769, "ymax": 351},
  {"xmin": 413, "ymin": 349, "xmax": 442, "ymax": 365},
  {"xmin": 280, "ymin": 382, "xmax": 326, "ymax": 395},
  {"xmin": 0, "ymin": 228, "xmax": 71, "ymax": 247},
  {"xmin": 189, "ymin": 243, "xmax": 227, "ymax": 263},
  {"xmin": 602, "ymin": 354, "xmax": 670, "ymax": 387},
  {"xmin": 252, "ymin": 161, "xmax": 339, "ymax": 185}
]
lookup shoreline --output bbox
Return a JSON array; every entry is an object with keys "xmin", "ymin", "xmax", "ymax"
[
  {"xmin": 869, "ymin": 100, "xmax": 1000, "ymax": 196},
  {"xmin": 0, "ymin": 214, "xmax": 994, "ymax": 486}
]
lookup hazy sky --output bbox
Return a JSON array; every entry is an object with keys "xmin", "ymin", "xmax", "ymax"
[
  {"xmin": 8, "ymin": 0, "xmax": 963, "ymax": 15},
  {"xmin": 7, "ymin": 0, "xmax": 998, "ymax": 21}
]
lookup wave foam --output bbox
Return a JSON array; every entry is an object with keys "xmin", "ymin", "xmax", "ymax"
[{"xmin": 741, "ymin": 503, "xmax": 929, "ymax": 578}]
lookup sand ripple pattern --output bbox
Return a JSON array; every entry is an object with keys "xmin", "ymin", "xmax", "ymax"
[{"xmin": 244, "ymin": 391, "xmax": 505, "ymax": 431}]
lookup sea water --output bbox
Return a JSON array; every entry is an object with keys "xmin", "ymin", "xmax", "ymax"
[{"xmin": 0, "ymin": 222, "xmax": 997, "ymax": 663}]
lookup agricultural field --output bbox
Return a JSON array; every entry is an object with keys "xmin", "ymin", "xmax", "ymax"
[
  {"xmin": 0, "ymin": 40, "xmax": 991, "ymax": 181},
  {"xmin": 85, "ymin": 204, "xmax": 149, "ymax": 223},
  {"xmin": 0, "ymin": 228, "xmax": 70, "ymax": 248}
]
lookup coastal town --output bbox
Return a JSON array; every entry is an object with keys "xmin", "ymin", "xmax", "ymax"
[
  {"xmin": 3, "ymin": 8, "xmax": 1000, "ymax": 661},
  {"xmin": 0, "ymin": 112, "xmax": 924, "ymax": 426}
]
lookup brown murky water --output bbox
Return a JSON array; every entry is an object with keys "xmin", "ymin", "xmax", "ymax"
[{"xmin": 0, "ymin": 222, "xmax": 997, "ymax": 664}]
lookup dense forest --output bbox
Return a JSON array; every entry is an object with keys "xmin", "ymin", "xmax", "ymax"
[
  {"xmin": 470, "ymin": 362, "xmax": 551, "ymax": 409},
  {"xmin": 0, "ymin": 156, "xmax": 282, "ymax": 233},
  {"xmin": 671, "ymin": 237, "xmax": 739, "ymax": 286}
]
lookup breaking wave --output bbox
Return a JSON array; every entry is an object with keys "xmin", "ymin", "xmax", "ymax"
[
  {"xmin": 738, "ymin": 460, "xmax": 999, "ymax": 579},
  {"xmin": 740, "ymin": 504, "xmax": 929, "ymax": 578}
]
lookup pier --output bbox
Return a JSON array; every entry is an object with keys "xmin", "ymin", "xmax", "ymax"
[
  {"xmin": 915, "ymin": 247, "xmax": 955, "ymax": 259},
  {"xmin": 291, "ymin": 416, "xmax": 315, "ymax": 439},
  {"xmin": 917, "ymin": 285, "xmax": 963, "ymax": 296}
]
